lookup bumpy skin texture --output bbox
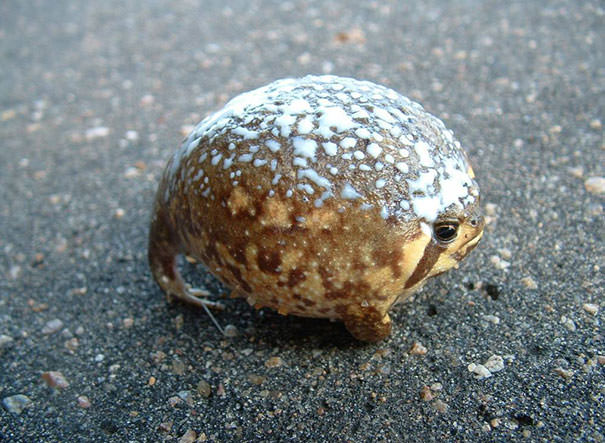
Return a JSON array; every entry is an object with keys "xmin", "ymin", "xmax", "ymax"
[{"xmin": 149, "ymin": 75, "xmax": 484, "ymax": 342}]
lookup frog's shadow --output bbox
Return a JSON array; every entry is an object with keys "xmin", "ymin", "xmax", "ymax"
[{"xmin": 177, "ymin": 262, "xmax": 374, "ymax": 350}]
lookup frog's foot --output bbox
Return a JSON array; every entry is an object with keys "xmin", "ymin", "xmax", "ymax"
[
  {"xmin": 184, "ymin": 286, "xmax": 225, "ymax": 311},
  {"xmin": 149, "ymin": 211, "xmax": 225, "ymax": 334},
  {"xmin": 343, "ymin": 308, "xmax": 392, "ymax": 342}
]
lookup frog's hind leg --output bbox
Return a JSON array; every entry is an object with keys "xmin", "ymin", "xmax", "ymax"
[{"xmin": 148, "ymin": 209, "xmax": 225, "ymax": 333}]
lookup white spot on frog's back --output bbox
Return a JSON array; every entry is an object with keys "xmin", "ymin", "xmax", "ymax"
[
  {"xmin": 232, "ymin": 126, "xmax": 259, "ymax": 140},
  {"xmin": 413, "ymin": 197, "xmax": 441, "ymax": 222},
  {"xmin": 317, "ymin": 106, "xmax": 357, "ymax": 135},
  {"xmin": 322, "ymin": 142, "xmax": 338, "ymax": 156},
  {"xmin": 297, "ymin": 169, "xmax": 332, "ymax": 190},
  {"xmin": 275, "ymin": 114, "xmax": 297, "ymax": 137},
  {"xmin": 414, "ymin": 140, "xmax": 435, "ymax": 167},
  {"xmin": 265, "ymin": 139, "xmax": 281, "ymax": 153},
  {"xmin": 366, "ymin": 143, "xmax": 382, "ymax": 158},
  {"xmin": 292, "ymin": 137, "xmax": 317, "ymax": 159},
  {"xmin": 341, "ymin": 183, "xmax": 362, "ymax": 200},
  {"xmin": 283, "ymin": 98, "xmax": 312, "ymax": 114},
  {"xmin": 297, "ymin": 117, "xmax": 315, "ymax": 134}
]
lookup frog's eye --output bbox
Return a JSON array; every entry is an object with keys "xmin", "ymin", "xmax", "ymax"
[{"xmin": 434, "ymin": 222, "xmax": 458, "ymax": 244}]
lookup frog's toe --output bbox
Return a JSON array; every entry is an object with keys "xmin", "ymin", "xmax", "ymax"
[{"xmin": 343, "ymin": 310, "xmax": 392, "ymax": 342}]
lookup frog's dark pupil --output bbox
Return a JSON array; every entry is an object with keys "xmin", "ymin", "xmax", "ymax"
[{"xmin": 435, "ymin": 224, "xmax": 458, "ymax": 243}]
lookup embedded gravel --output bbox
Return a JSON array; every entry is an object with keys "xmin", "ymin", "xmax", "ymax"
[{"xmin": 1, "ymin": 1, "xmax": 603, "ymax": 441}]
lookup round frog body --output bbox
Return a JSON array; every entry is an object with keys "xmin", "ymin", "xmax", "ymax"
[{"xmin": 149, "ymin": 75, "xmax": 484, "ymax": 342}]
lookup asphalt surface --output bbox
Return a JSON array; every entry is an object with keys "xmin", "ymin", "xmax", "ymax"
[{"xmin": 1, "ymin": 0, "xmax": 603, "ymax": 441}]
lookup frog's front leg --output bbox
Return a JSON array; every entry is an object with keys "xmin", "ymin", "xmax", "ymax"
[{"xmin": 343, "ymin": 307, "xmax": 392, "ymax": 342}]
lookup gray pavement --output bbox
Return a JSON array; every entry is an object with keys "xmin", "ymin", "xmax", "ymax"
[{"xmin": 0, "ymin": 0, "xmax": 603, "ymax": 441}]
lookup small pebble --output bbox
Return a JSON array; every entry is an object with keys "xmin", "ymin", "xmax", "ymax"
[
  {"xmin": 521, "ymin": 277, "xmax": 538, "ymax": 290},
  {"xmin": 265, "ymin": 356, "xmax": 284, "ymax": 368},
  {"xmin": 560, "ymin": 316, "xmax": 576, "ymax": 332},
  {"xmin": 177, "ymin": 390, "xmax": 194, "ymax": 406},
  {"xmin": 197, "ymin": 380, "xmax": 212, "ymax": 397},
  {"xmin": 420, "ymin": 386, "xmax": 433, "ymax": 401},
  {"xmin": 433, "ymin": 399, "xmax": 448, "ymax": 413},
  {"xmin": 430, "ymin": 383, "xmax": 443, "ymax": 392},
  {"xmin": 168, "ymin": 396, "xmax": 183, "ymax": 407},
  {"xmin": 122, "ymin": 318, "xmax": 134, "ymax": 328},
  {"xmin": 64, "ymin": 337, "xmax": 79, "ymax": 351},
  {"xmin": 140, "ymin": 94, "xmax": 155, "ymax": 106},
  {"xmin": 248, "ymin": 375, "xmax": 266, "ymax": 386},
  {"xmin": 485, "ymin": 203, "xmax": 497, "ymax": 216},
  {"xmin": 567, "ymin": 166, "xmax": 584, "ymax": 178},
  {"xmin": 497, "ymin": 248, "xmax": 512, "ymax": 260},
  {"xmin": 124, "ymin": 167, "xmax": 140, "ymax": 178},
  {"xmin": 468, "ymin": 363, "xmax": 492, "ymax": 379},
  {"xmin": 181, "ymin": 125, "xmax": 195, "ymax": 137},
  {"xmin": 223, "ymin": 324, "xmax": 238, "ymax": 337},
  {"xmin": 584, "ymin": 177, "xmax": 605, "ymax": 195},
  {"xmin": 483, "ymin": 315, "xmax": 500, "ymax": 325},
  {"xmin": 2, "ymin": 394, "xmax": 32, "ymax": 414},
  {"xmin": 42, "ymin": 319, "xmax": 64, "ymax": 335},
  {"xmin": 9, "ymin": 265, "xmax": 21, "ymax": 279},
  {"xmin": 158, "ymin": 421, "xmax": 173, "ymax": 433},
  {"xmin": 172, "ymin": 358, "xmax": 186, "ymax": 375},
  {"xmin": 409, "ymin": 341, "xmax": 428, "ymax": 355},
  {"xmin": 125, "ymin": 130, "xmax": 139, "ymax": 142},
  {"xmin": 554, "ymin": 367, "xmax": 574, "ymax": 379},
  {"xmin": 85, "ymin": 126, "xmax": 110, "ymax": 140},
  {"xmin": 114, "ymin": 208, "xmax": 126, "ymax": 219},
  {"xmin": 0, "ymin": 334, "xmax": 14, "ymax": 349},
  {"xmin": 179, "ymin": 429, "xmax": 197, "ymax": 443},
  {"xmin": 77, "ymin": 395, "xmax": 91, "ymax": 408},
  {"xmin": 41, "ymin": 371, "xmax": 69, "ymax": 388},
  {"xmin": 582, "ymin": 303, "xmax": 599, "ymax": 315},
  {"xmin": 589, "ymin": 119, "xmax": 602, "ymax": 130},
  {"xmin": 484, "ymin": 355, "xmax": 505, "ymax": 373},
  {"xmin": 490, "ymin": 255, "xmax": 510, "ymax": 270}
]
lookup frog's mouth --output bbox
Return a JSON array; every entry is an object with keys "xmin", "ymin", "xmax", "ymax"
[{"xmin": 457, "ymin": 228, "xmax": 483, "ymax": 257}]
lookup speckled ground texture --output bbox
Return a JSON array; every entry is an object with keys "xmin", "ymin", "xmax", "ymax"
[{"xmin": 1, "ymin": 0, "xmax": 603, "ymax": 441}]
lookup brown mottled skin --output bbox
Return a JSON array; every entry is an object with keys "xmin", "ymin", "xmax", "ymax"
[{"xmin": 148, "ymin": 77, "xmax": 484, "ymax": 342}]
